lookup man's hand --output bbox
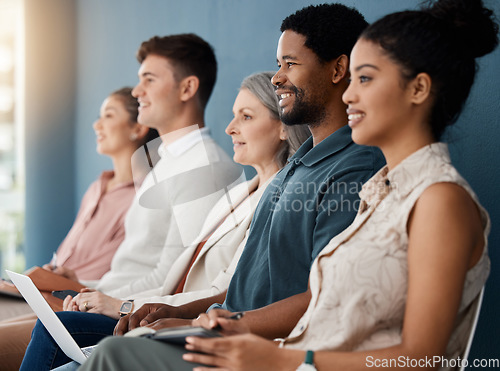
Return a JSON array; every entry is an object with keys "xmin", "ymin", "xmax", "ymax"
[
  {"xmin": 145, "ymin": 318, "xmax": 193, "ymax": 331},
  {"xmin": 114, "ymin": 303, "xmax": 181, "ymax": 335},
  {"xmin": 114, "ymin": 292, "xmax": 228, "ymax": 335}
]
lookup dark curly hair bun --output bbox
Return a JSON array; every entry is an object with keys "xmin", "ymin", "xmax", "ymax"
[
  {"xmin": 424, "ymin": 0, "xmax": 499, "ymax": 59},
  {"xmin": 361, "ymin": 0, "xmax": 498, "ymax": 139}
]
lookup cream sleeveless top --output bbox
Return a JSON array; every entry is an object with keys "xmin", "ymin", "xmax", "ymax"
[{"xmin": 283, "ymin": 143, "xmax": 490, "ymax": 369}]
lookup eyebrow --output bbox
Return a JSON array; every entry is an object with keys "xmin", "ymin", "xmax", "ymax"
[
  {"xmin": 234, "ymin": 107, "xmax": 255, "ymax": 115},
  {"xmin": 140, "ymin": 71, "xmax": 157, "ymax": 78},
  {"xmin": 354, "ymin": 64, "xmax": 379, "ymax": 72},
  {"xmin": 277, "ymin": 55, "xmax": 299, "ymax": 63}
]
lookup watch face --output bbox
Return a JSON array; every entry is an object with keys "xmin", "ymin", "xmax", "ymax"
[
  {"xmin": 120, "ymin": 301, "xmax": 133, "ymax": 313},
  {"xmin": 296, "ymin": 364, "xmax": 317, "ymax": 371}
]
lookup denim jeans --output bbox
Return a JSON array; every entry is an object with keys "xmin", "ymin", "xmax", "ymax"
[
  {"xmin": 51, "ymin": 361, "xmax": 80, "ymax": 371},
  {"xmin": 20, "ymin": 311, "xmax": 117, "ymax": 370}
]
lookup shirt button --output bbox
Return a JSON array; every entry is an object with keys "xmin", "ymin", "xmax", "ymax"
[
  {"xmin": 288, "ymin": 169, "xmax": 295, "ymax": 176},
  {"xmin": 385, "ymin": 179, "xmax": 390, "ymax": 186}
]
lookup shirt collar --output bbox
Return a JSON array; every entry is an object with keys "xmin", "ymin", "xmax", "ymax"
[
  {"xmin": 158, "ymin": 126, "xmax": 210, "ymax": 158},
  {"xmin": 289, "ymin": 125, "xmax": 353, "ymax": 167}
]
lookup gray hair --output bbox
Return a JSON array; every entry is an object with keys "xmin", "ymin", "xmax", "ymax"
[
  {"xmin": 240, "ymin": 71, "xmax": 280, "ymax": 121},
  {"xmin": 240, "ymin": 71, "xmax": 310, "ymax": 168}
]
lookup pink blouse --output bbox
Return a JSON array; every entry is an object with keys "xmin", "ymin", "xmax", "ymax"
[{"xmin": 55, "ymin": 171, "xmax": 135, "ymax": 280}]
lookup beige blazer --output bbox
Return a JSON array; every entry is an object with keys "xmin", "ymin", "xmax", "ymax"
[{"xmin": 132, "ymin": 174, "xmax": 272, "ymax": 309}]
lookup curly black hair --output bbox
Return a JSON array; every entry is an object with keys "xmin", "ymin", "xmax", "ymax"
[{"xmin": 280, "ymin": 3, "xmax": 368, "ymax": 63}]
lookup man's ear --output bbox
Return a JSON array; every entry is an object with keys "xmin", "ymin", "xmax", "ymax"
[
  {"xmin": 179, "ymin": 76, "xmax": 200, "ymax": 102},
  {"xmin": 332, "ymin": 54, "xmax": 349, "ymax": 84},
  {"xmin": 409, "ymin": 72, "xmax": 432, "ymax": 105},
  {"xmin": 133, "ymin": 123, "xmax": 150, "ymax": 143}
]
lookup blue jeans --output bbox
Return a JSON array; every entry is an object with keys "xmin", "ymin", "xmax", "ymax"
[
  {"xmin": 20, "ymin": 311, "xmax": 117, "ymax": 370},
  {"xmin": 51, "ymin": 361, "xmax": 80, "ymax": 371}
]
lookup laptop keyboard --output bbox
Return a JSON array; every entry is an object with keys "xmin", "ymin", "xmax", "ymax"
[{"xmin": 81, "ymin": 345, "xmax": 96, "ymax": 358}]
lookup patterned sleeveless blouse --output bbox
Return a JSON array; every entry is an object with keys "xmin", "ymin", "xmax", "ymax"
[{"xmin": 283, "ymin": 143, "xmax": 490, "ymax": 369}]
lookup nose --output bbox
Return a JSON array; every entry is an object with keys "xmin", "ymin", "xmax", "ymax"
[
  {"xmin": 225, "ymin": 117, "xmax": 239, "ymax": 136},
  {"xmin": 132, "ymin": 83, "xmax": 142, "ymax": 98},
  {"xmin": 93, "ymin": 118, "xmax": 101, "ymax": 131},
  {"xmin": 271, "ymin": 68, "xmax": 285, "ymax": 87},
  {"xmin": 342, "ymin": 82, "xmax": 357, "ymax": 105}
]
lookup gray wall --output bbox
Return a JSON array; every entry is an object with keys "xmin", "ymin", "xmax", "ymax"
[{"xmin": 24, "ymin": 0, "xmax": 500, "ymax": 364}]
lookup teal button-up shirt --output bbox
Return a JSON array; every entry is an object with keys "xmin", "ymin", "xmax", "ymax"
[{"xmin": 222, "ymin": 125, "xmax": 385, "ymax": 311}]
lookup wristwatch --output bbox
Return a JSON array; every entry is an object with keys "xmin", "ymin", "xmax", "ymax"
[
  {"xmin": 296, "ymin": 350, "xmax": 317, "ymax": 370},
  {"xmin": 118, "ymin": 300, "xmax": 134, "ymax": 317}
]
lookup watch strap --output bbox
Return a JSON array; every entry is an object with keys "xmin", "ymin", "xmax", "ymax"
[{"xmin": 305, "ymin": 350, "xmax": 314, "ymax": 365}]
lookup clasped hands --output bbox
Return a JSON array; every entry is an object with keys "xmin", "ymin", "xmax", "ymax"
[{"xmin": 63, "ymin": 288, "xmax": 123, "ymax": 319}]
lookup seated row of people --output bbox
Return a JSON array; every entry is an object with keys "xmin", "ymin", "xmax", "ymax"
[
  {"xmin": 1, "ymin": 41, "xmax": 312, "ymax": 371},
  {"xmin": 4, "ymin": 0, "xmax": 497, "ymax": 369}
]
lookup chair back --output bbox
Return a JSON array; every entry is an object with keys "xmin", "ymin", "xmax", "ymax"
[{"xmin": 459, "ymin": 287, "xmax": 485, "ymax": 371}]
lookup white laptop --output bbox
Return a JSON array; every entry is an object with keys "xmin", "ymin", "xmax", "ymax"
[{"xmin": 6, "ymin": 270, "xmax": 95, "ymax": 364}]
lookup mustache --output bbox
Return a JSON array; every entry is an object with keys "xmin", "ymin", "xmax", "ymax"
[{"xmin": 274, "ymin": 84, "xmax": 299, "ymax": 95}]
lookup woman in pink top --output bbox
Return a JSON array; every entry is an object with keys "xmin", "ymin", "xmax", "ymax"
[
  {"xmin": 0, "ymin": 87, "xmax": 158, "ymax": 369},
  {"xmin": 43, "ymin": 87, "xmax": 158, "ymax": 281}
]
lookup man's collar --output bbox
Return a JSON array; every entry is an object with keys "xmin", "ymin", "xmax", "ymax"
[
  {"xmin": 158, "ymin": 126, "xmax": 210, "ymax": 158},
  {"xmin": 289, "ymin": 125, "xmax": 353, "ymax": 167}
]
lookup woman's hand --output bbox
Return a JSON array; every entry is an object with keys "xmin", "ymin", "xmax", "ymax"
[
  {"xmin": 62, "ymin": 294, "xmax": 79, "ymax": 311},
  {"xmin": 183, "ymin": 333, "xmax": 288, "ymax": 371},
  {"xmin": 42, "ymin": 264, "xmax": 79, "ymax": 282},
  {"xmin": 64, "ymin": 288, "xmax": 122, "ymax": 319},
  {"xmin": 192, "ymin": 309, "xmax": 250, "ymax": 336}
]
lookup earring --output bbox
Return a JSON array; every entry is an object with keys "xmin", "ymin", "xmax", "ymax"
[{"xmin": 130, "ymin": 133, "xmax": 138, "ymax": 141}]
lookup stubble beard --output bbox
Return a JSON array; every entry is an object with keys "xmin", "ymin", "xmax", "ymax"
[{"xmin": 280, "ymin": 86, "xmax": 326, "ymax": 128}]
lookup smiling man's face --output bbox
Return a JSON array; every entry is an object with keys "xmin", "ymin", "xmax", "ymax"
[{"xmin": 272, "ymin": 30, "xmax": 333, "ymax": 127}]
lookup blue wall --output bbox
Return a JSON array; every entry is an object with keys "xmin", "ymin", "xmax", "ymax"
[{"xmin": 27, "ymin": 0, "xmax": 500, "ymax": 364}]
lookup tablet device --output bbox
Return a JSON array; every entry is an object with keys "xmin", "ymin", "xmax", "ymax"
[
  {"xmin": 52, "ymin": 289, "xmax": 79, "ymax": 300},
  {"xmin": 124, "ymin": 325, "xmax": 221, "ymax": 345}
]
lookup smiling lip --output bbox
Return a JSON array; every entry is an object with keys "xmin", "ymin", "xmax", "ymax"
[
  {"xmin": 346, "ymin": 108, "xmax": 366, "ymax": 128},
  {"xmin": 233, "ymin": 141, "xmax": 245, "ymax": 149},
  {"xmin": 276, "ymin": 90, "xmax": 294, "ymax": 107},
  {"xmin": 138, "ymin": 100, "xmax": 150, "ymax": 111}
]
